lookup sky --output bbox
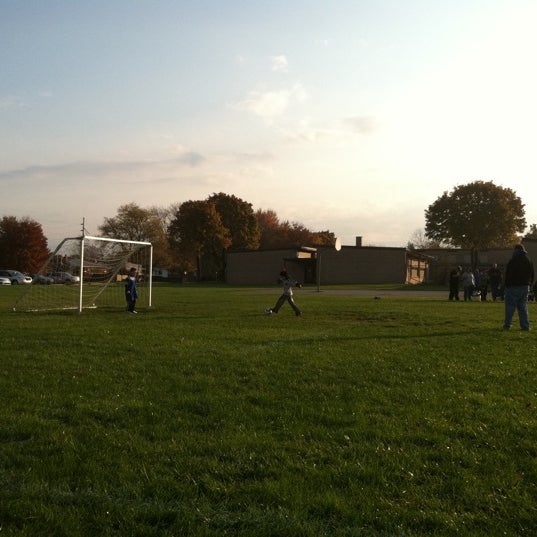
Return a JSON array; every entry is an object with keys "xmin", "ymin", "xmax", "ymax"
[{"xmin": 2, "ymin": 0, "xmax": 537, "ymax": 248}]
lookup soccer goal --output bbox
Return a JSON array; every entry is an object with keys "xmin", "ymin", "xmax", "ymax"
[{"xmin": 13, "ymin": 235, "xmax": 153, "ymax": 313}]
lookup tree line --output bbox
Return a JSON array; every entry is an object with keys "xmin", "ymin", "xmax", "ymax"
[{"xmin": 0, "ymin": 193, "xmax": 336, "ymax": 279}]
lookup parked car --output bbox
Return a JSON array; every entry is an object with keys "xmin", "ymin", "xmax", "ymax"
[
  {"xmin": 31, "ymin": 273, "xmax": 55, "ymax": 284},
  {"xmin": 0, "ymin": 270, "xmax": 32, "ymax": 284},
  {"xmin": 47, "ymin": 271, "xmax": 80, "ymax": 284},
  {"xmin": 0, "ymin": 276, "xmax": 11, "ymax": 285}
]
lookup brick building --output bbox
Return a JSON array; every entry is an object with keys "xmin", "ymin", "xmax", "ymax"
[{"xmin": 225, "ymin": 237, "xmax": 430, "ymax": 286}]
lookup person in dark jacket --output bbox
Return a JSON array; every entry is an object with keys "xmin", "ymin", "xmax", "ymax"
[
  {"xmin": 125, "ymin": 267, "xmax": 139, "ymax": 314},
  {"xmin": 448, "ymin": 267, "xmax": 461, "ymax": 301},
  {"xmin": 488, "ymin": 263, "xmax": 503, "ymax": 301},
  {"xmin": 503, "ymin": 244, "xmax": 534, "ymax": 331}
]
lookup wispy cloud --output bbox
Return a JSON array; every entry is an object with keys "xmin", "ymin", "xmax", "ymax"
[
  {"xmin": 0, "ymin": 153, "xmax": 206, "ymax": 184},
  {"xmin": 270, "ymin": 55, "xmax": 288, "ymax": 72},
  {"xmin": 344, "ymin": 115, "xmax": 379, "ymax": 135},
  {"xmin": 231, "ymin": 83, "xmax": 307, "ymax": 123},
  {"xmin": 281, "ymin": 119, "xmax": 332, "ymax": 142},
  {"xmin": 0, "ymin": 95, "xmax": 25, "ymax": 110}
]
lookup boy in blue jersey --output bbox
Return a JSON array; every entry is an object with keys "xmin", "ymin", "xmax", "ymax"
[{"xmin": 125, "ymin": 267, "xmax": 138, "ymax": 313}]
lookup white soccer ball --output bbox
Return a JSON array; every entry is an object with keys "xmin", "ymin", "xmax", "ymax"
[{"xmin": 264, "ymin": 308, "xmax": 272, "ymax": 314}]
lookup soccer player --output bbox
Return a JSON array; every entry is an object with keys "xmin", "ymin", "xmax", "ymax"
[
  {"xmin": 125, "ymin": 267, "xmax": 139, "ymax": 314},
  {"xmin": 266, "ymin": 270, "xmax": 302, "ymax": 316}
]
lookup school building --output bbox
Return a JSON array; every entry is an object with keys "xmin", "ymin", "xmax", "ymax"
[
  {"xmin": 225, "ymin": 237, "xmax": 430, "ymax": 286},
  {"xmin": 225, "ymin": 237, "xmax": 537, "ymax": 286}
]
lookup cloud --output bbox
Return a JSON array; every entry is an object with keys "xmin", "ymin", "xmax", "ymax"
[
  {"xmin": 281, "ymin": 119, "xmax": 332, "ymax": 142},
  {"xmin": 270, "ymin": 55, "xmax": 289, "ymax": 72},
  {"xmin": 233, "ymin": 152, "xmax": 274, "ymax": 163},
  {"xmin": 0, "ymin": 153, "xmax": 206, "ymax": 184},
  {"xmin": 231, "ymin": 83, "xmax": 307, "ymax": 122},
  {"xmin": 0, "ymin": 95, "xmax": 25, "ymax": 110},
  {"xmin": 344, "ymin": 115, "xmax": 379, "ymax": 135}
]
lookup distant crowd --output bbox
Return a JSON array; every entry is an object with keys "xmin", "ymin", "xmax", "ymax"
[
  {"xmin": 448, "ymin": 244, "xmax": 535, "ymax": 331},
  {"xmin": 449, "ymin": 263, "xmax": 509, "ymax": 302}
]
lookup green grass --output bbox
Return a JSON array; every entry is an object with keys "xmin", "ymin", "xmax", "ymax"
[{"xmin": 1, "ymin": 284, "xmax": 537, "ymax": 536}]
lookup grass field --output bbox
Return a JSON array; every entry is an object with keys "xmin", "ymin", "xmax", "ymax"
[{"xmin": 1, "ymin": 283, "xmax": 537, "ymax": 536}]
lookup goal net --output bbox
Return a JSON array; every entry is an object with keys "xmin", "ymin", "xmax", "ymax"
[{"xmin": 13, "ymin": 235, "xmax": 153, "ymax": 313}]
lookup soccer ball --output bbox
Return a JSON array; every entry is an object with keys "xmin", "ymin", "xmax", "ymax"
[{"xmin": 264, "ymin": 308, "xmax": 272, "ymax": 314}]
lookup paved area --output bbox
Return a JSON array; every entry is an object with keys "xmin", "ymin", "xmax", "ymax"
[
  {"xmin": 250, "ymin": 288, "xmax": 448, "ymax": 298},
  {"xmin": 301, "ymin": 289, "xmax": 447, "ymax": 298}
]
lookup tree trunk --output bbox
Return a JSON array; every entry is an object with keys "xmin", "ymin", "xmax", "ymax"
[{"xmin": 196, "ymin": 252, "xmax": 201, "ymax": 281}]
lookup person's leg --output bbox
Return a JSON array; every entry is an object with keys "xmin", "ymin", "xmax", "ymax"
[
  {"xmin": 287, "ymin": 296, "xmax": 301, "ymax": 316},
  {"xmin": 271, "ymin": 295, "xmax": 286, "ymax": 313},
  {"xmin": 515, "ymin": 286, "xmax": 530, "ymax": 330},
  {"xmin": 503, "ymin": 288, "xmax": 516, "ymax": 329}
]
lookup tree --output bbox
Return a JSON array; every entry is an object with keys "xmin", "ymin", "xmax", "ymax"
[
  {"xmin": 310, "ymin": 230, "xmax": 337, "ymax": 247},
  {"xmin": 207, "ymin": 193, "xmax": 260, "ymax": 250},
  {"xmin": 0, "ymin": 216, "xmax": 49, "ymax": 273},
  {"xmin": 407, "ymin": 228, "xmax": 442, "ymax": 250},
  {"xmin": 99, "ymin": 203, "xmax": 171, "ymax": 267},
  {"xmin": 524, "ymin": 224, "xmax": 537, "ymax": 240},
  {"xmin": 256, "ymin": 209, "xmax": 281, "ymax": 249},
  {"xmin": 255, "ymin": 209, "xmax": 335, "ymax": 249},
  {"xmin": 167, "ymin": 200, "xmax": 231, "ymax": 280},
  {"xmin": 425, "ymin": 181, "xmax": 526, "ymax": 268}
]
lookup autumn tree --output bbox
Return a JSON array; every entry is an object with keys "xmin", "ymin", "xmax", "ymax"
[
  {"xmin": 425, "ymin": 181, "xmax": 526, "ymax": 268},
  {"xmin": 256, "ymin": 209, "xmax": 281, "ymax": 249},
  {"xmin": 99, "ymin": 203, "xmax": 171, "ymax": 267},
  {"xmin": 255, "ymin": 209, "xmax": 335, "ymax": 249},
  {"xmin": 0, "ymin": 216, "xmax": 49, "ymax": 273},
  {"xmin": 167, "ymin": 200, "xmax": 231, "ymax": 279},
  {"xmin": 207, "ymin": 193, "xmax": 260, "ymax": 250}
]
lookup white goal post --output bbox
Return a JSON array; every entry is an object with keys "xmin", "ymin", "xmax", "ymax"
[{"xmin": 13, "ymin": 235, "xmax": 153, "ymax": 313}]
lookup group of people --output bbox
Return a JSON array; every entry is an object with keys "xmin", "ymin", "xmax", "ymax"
[
  {"xmin": 449, "ymin": 244, "xmax": 535, "ymax": 331},
  {"xmin": 449, "ymin": 264, "xmax": 504, "ymax": 302}
]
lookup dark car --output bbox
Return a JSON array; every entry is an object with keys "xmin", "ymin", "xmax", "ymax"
[{"xmin": 47, "ymin": 271, "xmax": 81, "ymax": 284}]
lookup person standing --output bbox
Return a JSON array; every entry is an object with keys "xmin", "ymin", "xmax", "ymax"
[
  {"xmin": 448, "ymin": 267, "xmax": 461, "ymax": 301},
  {"xmin": 488, "ymin": 263, "xmax": 503, "ymax": 301},
  {"xmin": 479, "ymin": 268, "xmax": 489, "ymax": 301},
  {"xmin": 461, "ymin": 267, "xmax": 475, "ymax": 302},
  {"xmin": 503, "ymin": 244, "xmax": 534, "ymax": 331},
  {"xmin": 125, "ymin": 267, "xmax": 139, "ymax": 314},
  {"xmin": 266, "ymin": 270, "xmax": 302, "ymax": 316}
]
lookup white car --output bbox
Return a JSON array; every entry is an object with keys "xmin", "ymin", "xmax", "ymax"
[
  {"xmin": 0, "ymin": 270, "xmax": 32, "ymax": 284},
  {"xmin": 0, "ymin": 276, "xmax": 11, "ymax": 285}
]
